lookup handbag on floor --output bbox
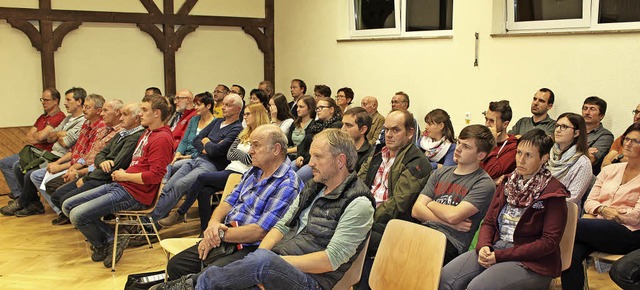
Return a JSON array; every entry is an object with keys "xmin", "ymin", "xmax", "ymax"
[{"xmin": 124, "ymin": 270, "xmax": 166, "ymax": 290}]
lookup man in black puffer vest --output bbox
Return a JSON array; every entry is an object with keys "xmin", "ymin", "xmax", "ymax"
[{"xmin": 154, "ymin": 129, "xmax": 375, "ymax": 290}]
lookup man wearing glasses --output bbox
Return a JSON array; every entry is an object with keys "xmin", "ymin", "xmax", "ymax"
[
  {"xmin": 374, "ymin": 91, "xmax": 420, "ymax": 149},
  {"xmin": 581, "ymin": 96, "xmax": 614, "ymax": 175},
  {"xmin": 212, "ymin": 84, "xmax": 230, "ymax": 119},
  {"xmin": 602, "ymin": 103, "xmax": 640, "ymax": 168},
  {"xmin": 0, "ymin": 88, "xmax": 66, "ymax": 199},
  {"xmin": 170, "ymin": 89, "xmax": 196, "ymax": 149}
]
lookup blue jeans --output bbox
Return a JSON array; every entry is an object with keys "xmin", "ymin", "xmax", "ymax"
[
  {"xmin": 151, "ymin": 157, "xmax": 218, "ymax": 222},
  {"xmin": 295, "ymin": 165, "xmax": 313, "ymax": 184},
  {"xmin": 610, "ymin": 248, "xmax": 640, "ymax": 289},
  {"xmin": 0, "ymin": 154, "xmax": 21, "ymax": 197},
  {"xmin": 163, "ymin": 158, "xmax": 191, "ymax": 184},
  {"xmin": 196, "ymin": 249, "xmax": 321, "ymax": 290},
  {"xmin": 62, "ymin": 183, "xmax": 143, "ymax": 248}
]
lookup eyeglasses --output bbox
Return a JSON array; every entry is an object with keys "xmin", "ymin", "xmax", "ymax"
[
  {"xmin": 633, "ymin": 110, "xmax": 640, "ymax": 115},
  {"xmin": 40, "ymin": 98, "xmax": 53, "ymax": 102},
  {"xmin": 554, "ymin": 124, "xmax": 576, "ymax": 131},
  {"xmin": 315, "ymin": 105, "xmax": 331, "ymax": 112},
  {"xmin": 623, "ymin": 137, "xmax": 640, "ymax": 146},
  {"xmin": 335, "ymin": 95, "xmax": 345, "ymax": 99},
  {"xmin": 391, "ymin": 100, "xmax": 407, "ymax": 105},
  {"xmin": 175, "ymin": 96, "xmax": 190, "ymax": 100}
]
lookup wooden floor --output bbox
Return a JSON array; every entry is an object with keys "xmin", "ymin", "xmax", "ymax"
[{"xmin": 0, "ymin": 194, "xmax": 201, "ymax": 290}]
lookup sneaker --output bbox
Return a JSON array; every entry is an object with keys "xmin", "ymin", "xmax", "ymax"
[
  {"xmin": 104, "ymin": 233, "xmax": 131, "ymax": 268},
  {"xmin": 91, "ymin": 245, "xmax": 111, "ymax": 262},
  {"xmin": 0, "ymin": 201, "xmax": 24, "ymax": 216},
  {"xmin": 51, "ymin": 213, "xmax": 71, "ymax": 225},
  {"xmin": 128, "ymin": 233, "xmax": 159, "ymax": 248},
  {"xmin": 149, "ymin": 274, "xmax": 196, "ymax": 290},
  {"xmin": 158, "ymin": 212, "xmax": 186, "ymax": 227},
  {"xmin": 15, "ymin": 202, "xmax": 45, "ymax": 217}
]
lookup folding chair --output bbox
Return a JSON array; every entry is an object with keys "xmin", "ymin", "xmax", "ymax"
[{"xmin": 110, "ymin": 185, "xmax": 163, "ymax": 272}]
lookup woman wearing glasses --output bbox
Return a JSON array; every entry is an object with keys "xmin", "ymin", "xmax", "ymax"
[
  {"xmin": 547, "ymin": 112, "xmax": 593, "ymax": 206},
  {"xmin": 561, "ymin": 123, "xmax": 640, "ymax": 290},
  {"xmin": 292, "ymin": 97, "xmax": 343, "ymax": 182},
  {"xmin": 601, "ymin": 104, "xmax": 640, "ymax": 168}
]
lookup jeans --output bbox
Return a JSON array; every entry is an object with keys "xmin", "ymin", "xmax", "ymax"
[
  {"xmin": 16, "ymin": 168, "xmax": 42, "ymax": 208},
  {"xmin": 51, "ymin": 178, "xmax": 107, "ymax": 215},
  {"xmin": 295, "ymin": 165, "xmax": 313, "ymax": 184},
  {"xmin": 196, "ymin": 249, "xmax": 321, "ymax": 290},
  {"xmin": 167, "ymin": 244, "xmax": 257, "ymax": 281},
  {"xmin": 561, "ymin": 218, "xmax": 640, "ymax": 290},
  {"xmin": 63, "ymin": 183, "xmax": 143, "ymax": 248},
  {"xmin": 176, "ymin": 170, "xmax": 232, "ymax": 215},
  {"xmin": 163, "ymin": 158, "xmax": 191, "ymax": 184},
  {"xmin": 440, "ymin": 250, "xmax": 552, "ymax": 290},
  {"xmin": 150, "ymin": 157, "xmax": 218, "ymax": 223},
  {"xmin": 610, "ymin": 248, "xmax": 640, "ymax": 289},
  {"xmin": 0, "ymin": 154, "xmax": 21, "ymax": 197},
  {"xmin": 29, "ymin": 168, "xmax": 63, "ymax": 214}
]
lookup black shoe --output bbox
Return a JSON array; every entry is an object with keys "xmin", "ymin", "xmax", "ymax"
[
  {"xmin": 51, "ymin": 213, "xmax": 71, "ymax": 225},
  {"xmin": 91, "ymin": 244, "xmax": 111, "ymax": 262},
  {"xmin": 149, "ymin": 274, "xmax": 196, "ymax": 290},
  {"xmin": 104, "ymin": 234, "xmax": 131, "ymax": 268},
  {"xmin": 0, "ymin": 201, "xmax": 24, "ymax": 216},
  {"xmin": 15, "ymin": 202, "xmax": 45, "ymax": 217},
  {"xmin": 128, "ymin": 233, "xmax": 159, "ymax": 248}
]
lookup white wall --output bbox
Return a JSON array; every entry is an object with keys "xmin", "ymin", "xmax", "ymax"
[
  {"xmin": 273, "ymin": 0, "xmax": 640, "ymax": 137},
  {"xmin": 0, "ymin": 0, "xmax": 264, "ymax": 127}
]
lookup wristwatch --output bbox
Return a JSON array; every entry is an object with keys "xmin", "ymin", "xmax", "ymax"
[{"xmin": 218, "ymin": 229, "xmax": 225, "ymax": 241}]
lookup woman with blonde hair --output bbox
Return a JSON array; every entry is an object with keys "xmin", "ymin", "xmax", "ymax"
[{"xmin": 159, "ymin": 104, "xmax": 270, "ymax": 230}]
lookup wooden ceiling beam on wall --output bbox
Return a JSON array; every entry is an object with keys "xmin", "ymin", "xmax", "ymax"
[
  {"xmin": 0, "ymin": 8, "xmax": 267, "ymax": 27},
  {"xmin": 6, "ymin": 19, "xmax": 42, "ymax": 50},
  {"xmin": 52, "ymin": 21, "xmax": 82, "ymax": 51},
  {"xmin": 139, "ymin": 0, "xmax": 163, "ymax": 15},
  {"xmin": 177, "ymin": 0, "xmax": 198, "ymax": 15}
]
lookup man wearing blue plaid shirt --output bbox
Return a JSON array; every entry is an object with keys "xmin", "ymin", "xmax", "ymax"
[{"xmin": 165, "ymin": 124, "xmax": 303, "ymax": 281}]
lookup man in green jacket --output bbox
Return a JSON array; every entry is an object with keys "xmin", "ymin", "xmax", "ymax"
[{"xmin": 355, "ymin": 110, "xmax": 431, "ymax": 290}]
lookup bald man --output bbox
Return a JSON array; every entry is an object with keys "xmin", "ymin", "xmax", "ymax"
[
  {"xmin": 361, "ymin": 96, "xmax": 385, "ymax": 145},
  {"xmin": 170, "ymin": 89, "xmax": 196, "ymax": 149}
]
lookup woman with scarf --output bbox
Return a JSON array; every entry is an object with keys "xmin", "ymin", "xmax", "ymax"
[
  {"xmin": 440, "ymin": 129, "xmax": 569, "ymax": 290},
  {"xmin": 547, "ymin": 112, "xmax": 593, "ymax": 206},
  {"xmin": 561, "ymin": 123, "xmax": 640, "ymax": 290},
  {"xmin": 419, "ymin": 108, "xmax": 457, "ymax": 170},
  {"xmin": 291, "ymin": 97, "xmax": 343, "ymax": 182}
]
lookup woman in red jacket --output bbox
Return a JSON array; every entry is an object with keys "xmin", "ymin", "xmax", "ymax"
[{"xmin": 440, "ymin": 129, "xmax": 569, "ymax": 290}]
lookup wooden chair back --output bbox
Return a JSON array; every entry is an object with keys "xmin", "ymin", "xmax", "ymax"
[
  {"xmin": 560, "ymin": 201, "xmax": 579, "ymax": 271},
  {"xmin": 332, "ymin": 236, "xmax": 370, "ymax": 290},
  {"xmin": 369, "ymin": 219, "xmax": 446, "ymax": 290}
]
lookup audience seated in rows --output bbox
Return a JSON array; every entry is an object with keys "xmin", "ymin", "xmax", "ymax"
[
  {"xmin": 157, "ymin": 104, "xmax": 271, "ymax": 231},
  {"xmin": 1, "ymin": 87, "xmax": 87, "ymax": 216},
  {"xmin": 154, "ymin": 129, "xmax": 375, "ymax": 290},
  {"xmin": 62, "ymin": 94, "xmax": 174, "ymax": 268},
  {"xmin": 0, "ymin": 88, "xmax": 66, "ymax": 199},
  {"xmin": 51, "ymin": 102, "xmax": 144, "ymax": 225},
  {"xmin": 441, "ymin": 129, "xmax": 569, "ymax": 290},
  {"xmin": 355, "ymin": 110, "xmax": 431, "ymax": 289},
  {"xmin": 561, "ymin": 122, "xmax": 640, "ymax": 290},
  {"xmin": 163, "ymin": 124, "xmax": 303, "ymax": 282}
]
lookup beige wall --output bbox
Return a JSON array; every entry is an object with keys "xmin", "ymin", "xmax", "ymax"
[
  {"xmin": 273, "ymin": 0, "xmax": 640, "ymax": 138},
  {"xmin": 0, "ymin": 0, "xmax": 265, "ymax": 128}
]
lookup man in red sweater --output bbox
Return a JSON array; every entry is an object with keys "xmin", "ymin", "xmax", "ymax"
[
  {"xmin": 481, "ymin": 100, "xmax": 518, "ymax": 184},
  {"xmin": 61, "ymin": 95, "xmax": 174, "ymax": 268}
]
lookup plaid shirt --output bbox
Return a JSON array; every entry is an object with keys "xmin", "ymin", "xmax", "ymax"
[
  {"xmin": 224, "ymin": 159, "xmax": 303, "ymax": 246},
  {"xmin": 78, "ymin": 124, "xmax": 122, "ymax": 167},
  {"xmin": 371, "ymin": 146, "xmax": 395, "ymax": 207},
  {"xmin": 70, "ymin": 118, "xmax": 106, "ymax": 165}
]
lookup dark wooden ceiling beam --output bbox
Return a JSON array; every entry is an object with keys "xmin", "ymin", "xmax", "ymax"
[
  {"xmin": 137, "ymin": 23, "xmax": 165, "ymax": 51},
  {"xmin": 139, "ymin": 0, "xmax": 163, "ymax": 15},
  {"xmin": 52, "ymin": 21, "xmax": 82, "ymax": 51},
  {"xmin": 177, "ymin": 0, "xmax": 198, "ymax": 15},
  {"xmin": 174, "ymin": 24, "xmax": 198, "ymax": 50},
  {"xmin": 0, "ymin": 7, "xmax": 267, "ymax": 27},
  {"xmin": 6, "ymin": 19, "xmax": 42, "ymax": 50}
]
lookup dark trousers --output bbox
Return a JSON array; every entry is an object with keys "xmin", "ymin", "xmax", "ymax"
[
  {"xmin": 51, "ymin": 179, "xmax": 107, "ymax": 213},
  {"xmin": 176, "ymin": 170, "xmax": 233, "ymax": 229},
  {"xmin": 561, "ymin": 218, "xmax": 640, "ymax": 290},
  {"xmin": 166, "ymin": 244, "xmax": 257, "ymax": 281},
  {"xmin": 15, "ymin": 168, "xmax": 41, "ymax": 208},
  {"xmin": 611, "ymin": 248, "xmax": 640, "ymax": 290}
]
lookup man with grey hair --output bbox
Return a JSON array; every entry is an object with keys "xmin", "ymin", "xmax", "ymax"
[
  {"xmin": 131, "ymin": 94, "xmax": 244, "ymax": 243},
  {"xmin": 49, "ymin": 101, "xmax": 144, "ymax": 225},
  {"xmin": 153, "ymin": 129, "xmax": 375, "ymax": 290},
  {"xmin": 170, "ymin": 89, "xmax": 196, "ymax": 149},
  {"xmin": 160, "ymin": 124, "xmax": 303, "ymax": 282},
  {"xmin": 361, "ymin": 96, "xmax": 385, "ymax": 146}
]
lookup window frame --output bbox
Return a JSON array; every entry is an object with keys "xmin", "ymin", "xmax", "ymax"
[
  {"xmin": 348, "ymin": 0, "xmax": 454, "ymax": 38},
  {"xmin": 505, "ymin": 0, "xmax": 640, "ymax": 32}
]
